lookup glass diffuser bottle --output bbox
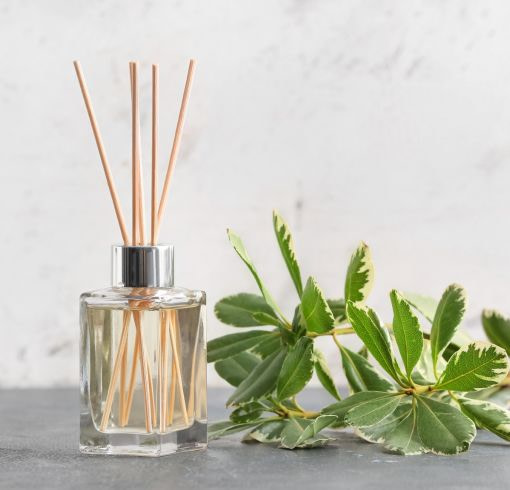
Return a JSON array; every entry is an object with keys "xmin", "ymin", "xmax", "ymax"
[
  {"xmin": 73, "ymin": 59, "xmax": 205, "ymax": 456},
  {"xmin": 80, "ymin": 246, "xmax": 207, "ymax": 456}
]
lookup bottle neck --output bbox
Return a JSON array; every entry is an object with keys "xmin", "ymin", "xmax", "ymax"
[{"xmin": 111, "ymin": 245, "xmax": 174, "ymax": 288}]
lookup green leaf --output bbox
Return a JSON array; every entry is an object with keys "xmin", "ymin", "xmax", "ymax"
[
  {"xmin": 390, "ymin": 290, "xmax": 423, "ymax": 378},
  {"xmin": 458, "ymin": 397, "xmax": 510, "ymax": 441},
  {"xmin": 252, "ymin": 333, "xmax": 282, "ymax": 358},
  {"xmin": 430, "ymin": 284, "xmax": 467, "ymax": 372},
  {"xmin": 345, "ymin": 394, "xmax": 402, "ymax": 428},
  {"xmin": 402, "ymin": 292, "xmax": 438, "ymax": 322},
  {"xmin": 339, "ymin": 344, "xmax": 394, "ymax": 393},
  {"xmin": 227, "ymin": 229, "xmax": 286, "ymax": 322},
  {"xmin": 215, "ymin": 293, "xmax": 280, "ymax": 327},
  {"xmin": 208, "ymin": 420, "xmax": 262, "ymax": 440},
  {"xmin": 435, "ymin": 342, "xmax": 508, "ymax": 392},
  {"xmin": 358, "ymin": 401, "xmax": 425, "ymax": 455},
  {"xmin": 415, "ymin": 395, "xmax": 476, "ymax": 455},
  {"xmin": 313, "ymin": 348, "xmax": 341, "ymax": 400},
  {"xmin": 327, "ymin": 299, "xmax": 346, "ymax": 322},
  {"xmin": 346, "ymin": 301, "xmax": 401, "ymax": 382},
  {"xmin": 227, "ymin": 349, "xmax": 287, "ymax": 406},
  {"xmin": 300, "ymin": 277, "xmax": 335, "ymax": 333},
  {"xmin": 215, "ymin": 352, "xmax": 260, "ymax": 387},
  {"xmin": 276, "ymin": 337, "xmax": 314, "ymax": 400},
  {"xmin": 482, "ymin": 309, "xmax": 510, "ymax": 356},
  {"xmin": 230, "ymin": 402, "xmax": 266, "ymax": 423},
  {"xmin": 273, "ymin": 210, "xmax": 303, "ymax": 297},
  {"xmin": 244, "ymin": 420, "xmax": 287, "ymax": 443},
  {"xmin": 207, "ymin": 331, "xmax": 274, "ymax": 362},
  {"xmin": 322, "ymin": 391, "xmax": 398, "ymax": 427},
  {"xmin": 280, "ymin": 415, "xmax": 337, "ymax": 449},
  {"xmin": 344, "ymin": 242, "xmax": 374, "ymax": 303}
]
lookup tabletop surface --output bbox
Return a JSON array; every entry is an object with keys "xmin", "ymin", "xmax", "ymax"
[{"xmin": 0, "ymin": 387, "xmax": 509, "ymax": 490}]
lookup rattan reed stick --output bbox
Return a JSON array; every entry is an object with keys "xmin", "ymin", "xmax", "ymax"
[
  {"xmin": 73, "ymin": 61, "xmax": 129, "ymax": 245},
  {"xmin": 186, "ymin": 322, "xmax": 201, "ymax": 418},
  {"xmin": 123, "ymin": 325, "xmax": 140, "ymax": 425},
  {"xmin": 132, "ymin": 62, "xmax": 146, "ymax": 245},
  {"xmin": 156, "ymin": 60, "xmax": 196, "ymax": 240},
  {"xmin": 119, "ymin": 339, "xmax": 127, "ymax": 423},
  {"xmin": 167, "ymin": 344, "xmax": 177, "ymax": 426},
  {"xmin": 133, "ymin": 311, "xmax": 152, "ymax": 431},
  {"xmin": 99, "ymin": 310, "xmax": 131, "ymax": 431},
  {"xmin": 159, "ymin": 312, "xmax": 168, "ymax": 432},
  {"xmin": 130, "ymin": 62, "xmax": 139, "ymax": 246},
  {"xmin": 151, "ymin": 65, "xmax": 159, "ymax": 245},
  {"xmin": 167, "ymin": 310, "xmax": 189, "ymax": 426}
]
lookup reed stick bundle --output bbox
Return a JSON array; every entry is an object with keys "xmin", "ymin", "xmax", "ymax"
[{"xmin": 74, "ymin": 59, "xmax": 196, "ymax": 434}]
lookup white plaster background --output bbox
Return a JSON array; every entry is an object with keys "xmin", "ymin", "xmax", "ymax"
[{"xmin": 1, "ymin": 0, "xmax": 510, "ymax": 387}]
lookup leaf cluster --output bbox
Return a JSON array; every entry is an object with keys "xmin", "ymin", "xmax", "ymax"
[{"xmin": 208, "ymin": 212, "xmax": 510, "ymax": 455}]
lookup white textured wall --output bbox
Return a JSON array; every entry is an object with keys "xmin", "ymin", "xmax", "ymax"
[{"xmin": 1, "ymin": 0, "xmax": 510, "ymax": 387}]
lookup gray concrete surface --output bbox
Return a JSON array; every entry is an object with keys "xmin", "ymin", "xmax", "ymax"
[{"xmin": 0, "ymin": 388, "xmax": 508, "ymax": 489}]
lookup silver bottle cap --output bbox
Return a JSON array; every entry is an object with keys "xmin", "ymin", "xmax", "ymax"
[{"xmin": 111, "ymin": 245, "xmax": 174, "ymax": 288}]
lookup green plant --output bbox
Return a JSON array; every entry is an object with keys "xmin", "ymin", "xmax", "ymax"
[{"xmin": 208, "ymin": 211, "xmax": 510, "ymax": 454}]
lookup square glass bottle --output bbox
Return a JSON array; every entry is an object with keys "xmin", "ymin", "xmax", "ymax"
[{"xmin": 80, "ymin": 245, "xmax": 207, "ymax": 456}]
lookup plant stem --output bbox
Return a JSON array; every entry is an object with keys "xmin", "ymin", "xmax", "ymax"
[
  {"xmin": 449, "ymin": 391, "xmax": 459, "ymax": 401},
  {"xmin": 308, "ymin": 326, "xmax": 354, "ymax": 338},
  {"xmin": 332, "ymin": 332, "xmax": 342, "ymax": 350},
  {"xmin": 411, "ymin": 384, "xmax": 434, "ymax": 395},
  {"xmin": 270, "ymin": 398, "xmax": 319, "ymax": 419}
]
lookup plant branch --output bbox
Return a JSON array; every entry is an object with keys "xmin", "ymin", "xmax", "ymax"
[{"xmin": 308, "ymin": 326, "xmax": 355, "ymax": 338}]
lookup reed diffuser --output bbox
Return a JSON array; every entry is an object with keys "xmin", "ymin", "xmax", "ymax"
[{"xmin": 74, "ymin": 60, "xmax": 207, "ymax": 457}]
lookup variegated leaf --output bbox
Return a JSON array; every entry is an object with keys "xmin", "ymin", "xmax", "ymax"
[
  {"xmin": 273, "ymin": 210, "xmax": 303, "ymax": 297},
  {"xmin": 227, "ymin": 229, "xmax": 286, "ymax": 322},
  {"xmin": 416, "ymin": 395, "xmax": 476, "ymax": 455},
  {"xmin": 215, "ymin": 293, "xmax": 280, "ymax": 327},
  {"xmin": 435, "ymin": 342, "xmax": 508, "ymax": 392},
  {"xmin": 390, "ymin": 290, "xmax": 423, "ymax": 378},
  {"xmin": 322, "ymin": 391, "xmax": 398, "ymax": 427},
  {"xmin": 430, "ymin": 284, "xmax": 467, "ymax": 372},
  {"xmin": 280, "ymin": 415, "xmax": 337, "ymax": 449},
  {"xmin": 346, "ymin": 301, "xmax": 402, "ymax": 382},
  {"xmin": 208, "ymin": 420, "xmax": 262, "ymax": 440},
  {"xmin": 230, "ymin": 402, "xmax": 266, "ymax": 423},
  {"xmin": 345, "ymin": 394, "xmax": 403, "ymax": 428},
  {"xmin": 244, "ymin": 420, "xmax": 287, "ymax": 444},
  {"xmin": 458, "ymin": 397, "xmax": 510, "ymax": 441},
  {"xmin": 344, "ymin": 242, "xmax": 374, "ymax": 303},
  {"xmin": 301, "ymin": 277, "xmax": 335, "ymax": 333},
  {"xmin": 357, "ymin": 401, "xmax": 425, "ymax": 455}
]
